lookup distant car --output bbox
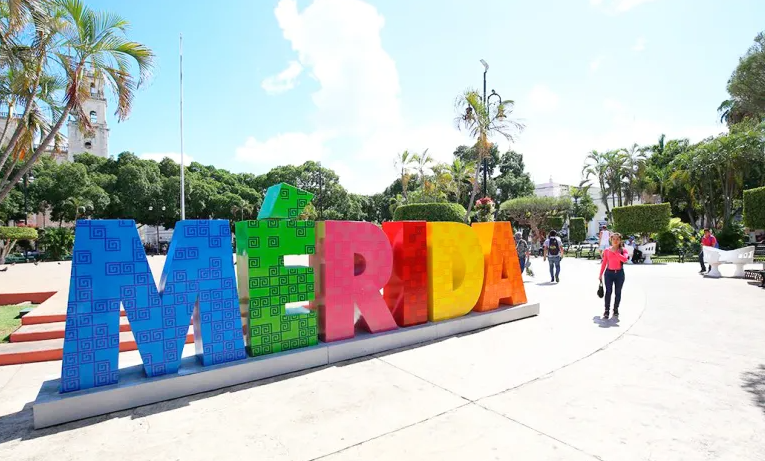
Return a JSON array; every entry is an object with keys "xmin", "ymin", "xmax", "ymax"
[{"xmin": 584, "ymin": 236, "xmax": 599, "ymax": 244}]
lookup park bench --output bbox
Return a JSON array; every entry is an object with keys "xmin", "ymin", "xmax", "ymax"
[
  {"xmin": 637, "ymin": 242, "xmax": 657, "ymax": 264},
  {"xmin": 744, "ymin": 244, "xmax": 765, "ymax": 282},
  {"xmin": 586, "ymin": 245, "xmax": 598, "ymax": 259},
  {"xmin": 703, "ymin": 246, "xmax": 756, "ymax": 278}
]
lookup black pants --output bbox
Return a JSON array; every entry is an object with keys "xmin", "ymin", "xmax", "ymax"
[
  {"xmin": 632, "ymin": 249, "xmax": 642, "ymax": 264},
  {"xmin": 699, "ymin": 249, "xmax": 708, "ymax": 271},
  {"xmin": 604, "ymin": 269, "xmax": 625, "ymax": 311}
]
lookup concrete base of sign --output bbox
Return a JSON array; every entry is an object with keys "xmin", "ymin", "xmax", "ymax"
[{"xmin": 33, "ymin": 302, "xmax": 539, "ymax": 429}]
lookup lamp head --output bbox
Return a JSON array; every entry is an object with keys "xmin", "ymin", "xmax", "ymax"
[{"xmin": 480, "ymin": 59, "xmax": 489, "ymax": 71}]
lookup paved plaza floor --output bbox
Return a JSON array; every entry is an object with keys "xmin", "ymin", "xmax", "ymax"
[{"xmin": 0, "ymin": 257, "xmax": 764, "ymax": 460}]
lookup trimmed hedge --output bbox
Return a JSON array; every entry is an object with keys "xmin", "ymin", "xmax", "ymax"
[
  {"xmin": 543, "ymin": 215, "xmax": 564, "ymax": 231},
  {"xmin": 743, "ymin": 186, "xmax": 765, "ymax": 229},
  {"xmin": 612, "ymin": 203, "xmax": 671, "ymax": 236},
  {"xmin": 0, "ymin": 226, "xmax": 38, "ymax": 241},
  {"xmin": 393, "ymin": 202, "xmax": 467, "ymax": 222},
  {"xmin": 569, "ymin": 217, "xmax": 586, "ymax": 243}
]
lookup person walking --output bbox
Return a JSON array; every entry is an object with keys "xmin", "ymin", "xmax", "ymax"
[
  {"xmin": 543, "ymin": 230, "xmax": 563, "ymax": 283},
  {"xmin": 515, "ymin": 231, "xmax": 530, "ymax": 275},
  {"xmin": 599, "ymin": 232, "xmax": 630, "ymax": 321},
  {"xmin": 598, "ymin": 225, "xmax": 611, "ymax": 252},
  {"xmin": 699, "ymin": 228, "xmax": 718, "ymax": 274}
]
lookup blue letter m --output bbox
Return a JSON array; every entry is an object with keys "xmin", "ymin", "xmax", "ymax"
[{"xmin": 60, "ymin": 220, "xmax": 246, "ymax": 393}]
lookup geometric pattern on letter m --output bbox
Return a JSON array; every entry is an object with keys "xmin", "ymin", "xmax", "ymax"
[
  {"xmin": 234, "ymin": 219, "xmax": 318, "ymax": 357},
  {"xmin": 60, "ymin": 219, "xmax": 245, "ymax": 394}
]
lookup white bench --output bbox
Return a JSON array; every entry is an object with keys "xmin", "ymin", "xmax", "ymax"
[
  {"xmin": 703, "ymin": 246, "xmax": 755, "ymax": 278},
  {"xmin": 638, "ymin": 242, "xmax": 656, "ymax": 264}
]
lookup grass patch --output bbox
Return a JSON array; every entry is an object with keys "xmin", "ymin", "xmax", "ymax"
[{"xmin": 0, "ymin": 304, "xmax": 24, "ymax": 343}]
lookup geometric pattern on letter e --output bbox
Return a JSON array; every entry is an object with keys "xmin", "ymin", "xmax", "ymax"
[
  {"xmin": 313, "ymin": 221, "xmax": 397, "ymax": 342},
  {"xmin": 257, "ymin": 183, "xmax": 314, "ymax": 220},
  {"xmin": 234, "ymin": 219, "xmax": 318, "ymax": 357},
  {"xmin": 382, "ymin": 221, "xmax": 428, "ymax": 327},
  {"xmin": 426, "ymin": 222, "xmax": 485, "ymax": 322},
  {"xmin": 60, "ymin": 219, "xmax": 245, "ymax": 394},
  {"xmin": 471, "ymin": 222, "xmax": 527, "ymax": 311}
]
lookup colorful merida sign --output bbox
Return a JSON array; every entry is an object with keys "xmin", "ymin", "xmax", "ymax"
[{"xmin": 60, "ymin": 183, "xmax": 527, "ymax": 393}]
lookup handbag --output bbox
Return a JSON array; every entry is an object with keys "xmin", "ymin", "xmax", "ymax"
[{"xmin": 597, "ymin": 281, "xmax": 604, "ymax": 298}]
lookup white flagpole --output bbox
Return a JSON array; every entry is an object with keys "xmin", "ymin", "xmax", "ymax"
[{"xmin": 179, "ymin": 33, "xmax": 186, "ymax": 220}]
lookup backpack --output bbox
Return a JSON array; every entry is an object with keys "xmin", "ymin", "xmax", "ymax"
[{"xmin": 548, "ymin": 237, "xmax": 561, "ymax": 256}]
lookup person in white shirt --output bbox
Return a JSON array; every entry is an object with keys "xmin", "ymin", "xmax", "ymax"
[{"xmin": 598, "ymin": 225, "xmax": 611, "ymax": 251}]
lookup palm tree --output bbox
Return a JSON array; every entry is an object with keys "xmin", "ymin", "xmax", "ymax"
[
  {"xmin": 454, "ymin": 88, "xmax": 523, "ymax": 223},
  {"xmin": 444, "ymin": 158, "xmax": 475, "ymax": 205},
  {"xmin": 582, "ymin": 150, "xmax": 611, "ymax": 218},
  {"xmin": 412, "ymin": 148, "xmax": 432, "ymax": 183},
  {"xmin": 0, "ymin": 0, "xmax": 155, "ymax": 204},
  {"xmin": 621, "ymin": 143, "xmax": 646, "ymax": 205},
  {"xmin": 393, "ymin": 150, "xmax": 415, "ymax": 201}
]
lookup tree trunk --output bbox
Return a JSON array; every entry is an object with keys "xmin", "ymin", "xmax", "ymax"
[
  {"xmin": 0, "ymin": 105, "xmax": 71, "ymax": 203},
  {"xmin": 0, "ymin": 57, "xmax": 45, "ymax": 173},
  {"xmin": 464, "ymin": 168, "xmax": 480, "ymax": 224}
]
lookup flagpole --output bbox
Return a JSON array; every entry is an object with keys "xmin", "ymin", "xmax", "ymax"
[{"xmin": 179, "ymin": 33, "xmax": 186, "ymax": 220}]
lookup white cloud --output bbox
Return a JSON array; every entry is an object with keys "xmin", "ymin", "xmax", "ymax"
[
  {"xmin": 633, "ymin": 37, "xmax": 647, "ymax": 52},
  {"xmin": 237, "ymin": 0, "xmax": 460, "ymax": 194},
  {"xmin": 235, "ymin": 131, "xmax": 330, "ymax": 166},
  {"xmin": 590, "ymin": 56, "xmax": 604, "ymax": 72},
  {"xmin": 589, "ymin": 0, "xmax": 604, "ymax": 5},
  {"xmin": 527, "ymin": 84, "xmax": 560, "ymax": 113},
  {"xmin": 603, "ymin": 98, "xmax": 624, "ymax": 113},
  {"xmin": 140, "ymin": 152, "xmax": 194, "ymax": 166},
  {"xmin": 261, "ymin": 61, "xmax": 304, "ymax": 95}
]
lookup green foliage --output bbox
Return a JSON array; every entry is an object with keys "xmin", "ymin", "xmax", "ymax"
[
  {"xmin": 571, "ymin": 185, "xmax": 598, "ymax": 223},
  {"xmin": 743, "ymin": 186, "xmax": 765, "ymax": 229},
  {"xmin": 499, "ymin": 196, "xmax": 571, "ymax": 237},
  {"xmin": 569, "ymin": 217, "xmax": 586, "ymax": 243},
  {"xmin": 38, "ymin": 228, "xmax": 75, "ymax": 261},
  {"xmin": 724, "ymin": 32, "xmax": 765, "ymax": 124},
  {"xmin": 393, "ymin": 203, "xmax": 467, "ymax": 222},
  {"xmin": 612, "ymin": 203, "xmax": 671, "ymax": 236},
  {"xmin": 0, "ymin": 227, "xmax": 38, "ymax": 241},
  {"xmin": 716, "ymin": 221, "xmax": 747, "ymax": 251},
  {"xmin": 653, "ymin": 218, "xmax": 698, "ymax": 254},
  {"xmin": 543, "ymin": 215, "xmax": 564, "ymax": 231}
]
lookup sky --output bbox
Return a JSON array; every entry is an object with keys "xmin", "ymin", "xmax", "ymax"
[{"xmin": 84, "ymin": 0, "xmax": 765, "ymax": 195}]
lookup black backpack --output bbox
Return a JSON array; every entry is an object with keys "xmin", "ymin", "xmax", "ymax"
[{"xmin": 548, "ymin": 238, "xmax": 560, "ymax": 256}]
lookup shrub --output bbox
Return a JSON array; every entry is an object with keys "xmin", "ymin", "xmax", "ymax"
[
  {"xmin": 653, "ymin": 218, "xmax": 697, "ymax": 254},
  {"xmin": 38, "ymin": 227, "xmax": 75, "ymax": 261},
  {"xmin": 543, "ymin": 215, "xmax": 564, "ymax": 231},
  {"xmin": 393, "ymin": 202, "xmax": 467, "ymax": 223},
  {"xmin": 0, "ymin": 226, "xmax": 38, "ymax": 264},
  {"xmin": 716, "ymin": 221, "xmax": 746, "ymax": 251},
  {"xmin": 569, "ymin": 217, "xmax": 586, "ymax": 243},
  {"xmin": 612, "ymin": 203, "xmax": 671, "ymax": 236},
  {"xmin": 743, "ymin": 186, "xmax": 765, "ymax": 230}
]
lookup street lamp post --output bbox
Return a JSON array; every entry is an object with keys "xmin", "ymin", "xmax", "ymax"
[
  {"xmin": 480, "ymin": 60, "xmax": 489, "ymax": 198},
  {"xmin": 316, "ymin": 162, "xmax": 323, "ymax": 220},
  {"xmin": 148, "ymin": 205, "xmax": 166, "ymax": 254}
]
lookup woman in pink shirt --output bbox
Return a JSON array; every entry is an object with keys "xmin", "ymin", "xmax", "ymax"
[{"xmin": 599, "ymin": 233, "xmax": 630, "ymax": 321}]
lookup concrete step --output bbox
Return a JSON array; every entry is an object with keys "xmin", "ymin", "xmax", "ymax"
[
  {"xmin": 0, "ymin": 329, "xmax": 194, "ymax": 366},
  {"xmin": 10, "ymin": 317, "xmax": 132, "ymax": 343}
]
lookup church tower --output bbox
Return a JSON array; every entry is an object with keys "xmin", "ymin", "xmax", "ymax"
[{"xmin": 66, "ymin": 71, "xmax": 110, "ymax": 160}]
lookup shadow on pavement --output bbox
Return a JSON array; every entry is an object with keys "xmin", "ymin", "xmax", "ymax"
[
  {"xmin": 742, "ymin": 364, "xmax": 765, "ymax": 416},
  {"xmin": 592, "ymin": 315, "xmax": 620, "ymax": 329}
]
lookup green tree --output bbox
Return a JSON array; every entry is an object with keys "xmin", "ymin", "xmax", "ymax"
[
  {"xmin": 494, "ymin": 150, "xmax": 534, "ymax": 203},
  {"xmin": 571, "ymin": 181, "xmax": 598, "ymax": 223},
  {"xmin": 498, "ymin": 196, "xmax": 571, "ymax": 241},
  {"xmin": 0, "ymin": 0, "xmax": 156, "ymax": 204},
  {"xmin": 453, "ymin": 88, "xmax": 524, "ymax": 223},
  {"xmin": 721, "ymin": 31, "xmax": 765, "ymax": 125}
]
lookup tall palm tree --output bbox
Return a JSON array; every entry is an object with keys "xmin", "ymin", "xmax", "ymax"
[
  {"xmin": 412, "ymin": 148, "xmax": 432, "ymax": 183},
  {"xmin": 582, "ymin": 150, "xmax": 611, "ymax": 218},
  {"xmin": 444, "ymin": 158, "xmax": 475, "ymax": 205},
  {"xmin": 394, "ymin": 150, "xmax": 415, "ymax": 201},
  {"xmin": 454, "ymin": 88, "xmax": 523, "ymax": 223},
  {"xmin": 0, "ymin": 0, "xmax": 155, "ymax": 203}
]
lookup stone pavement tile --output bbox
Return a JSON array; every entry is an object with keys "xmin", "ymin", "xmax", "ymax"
[
  {"xmin": 321, "ymin": 403, "xmax": 598, "ymax": 461},
  {"xmin": 479, "ymin": 334, "xmax": 765, "ymax": 461},
  {"xmin": 0, "ymin": 357, "xmax": 466, "ymax": 461},
  {"xmin": 376, "ymin": 280, "xmax": 646, "ymax": 401}
]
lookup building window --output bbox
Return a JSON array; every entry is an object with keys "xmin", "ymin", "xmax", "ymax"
[
  {"xmin": 84, "ymin": 141, "xmax": 92, "ymax": 149},
  {"xmin": 90, "ymin": 82, "xmax": 96, "ymax": 96},
  {"xmin": 89, "ymin": 111, "xmax": 97, "ymax": 124}
]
